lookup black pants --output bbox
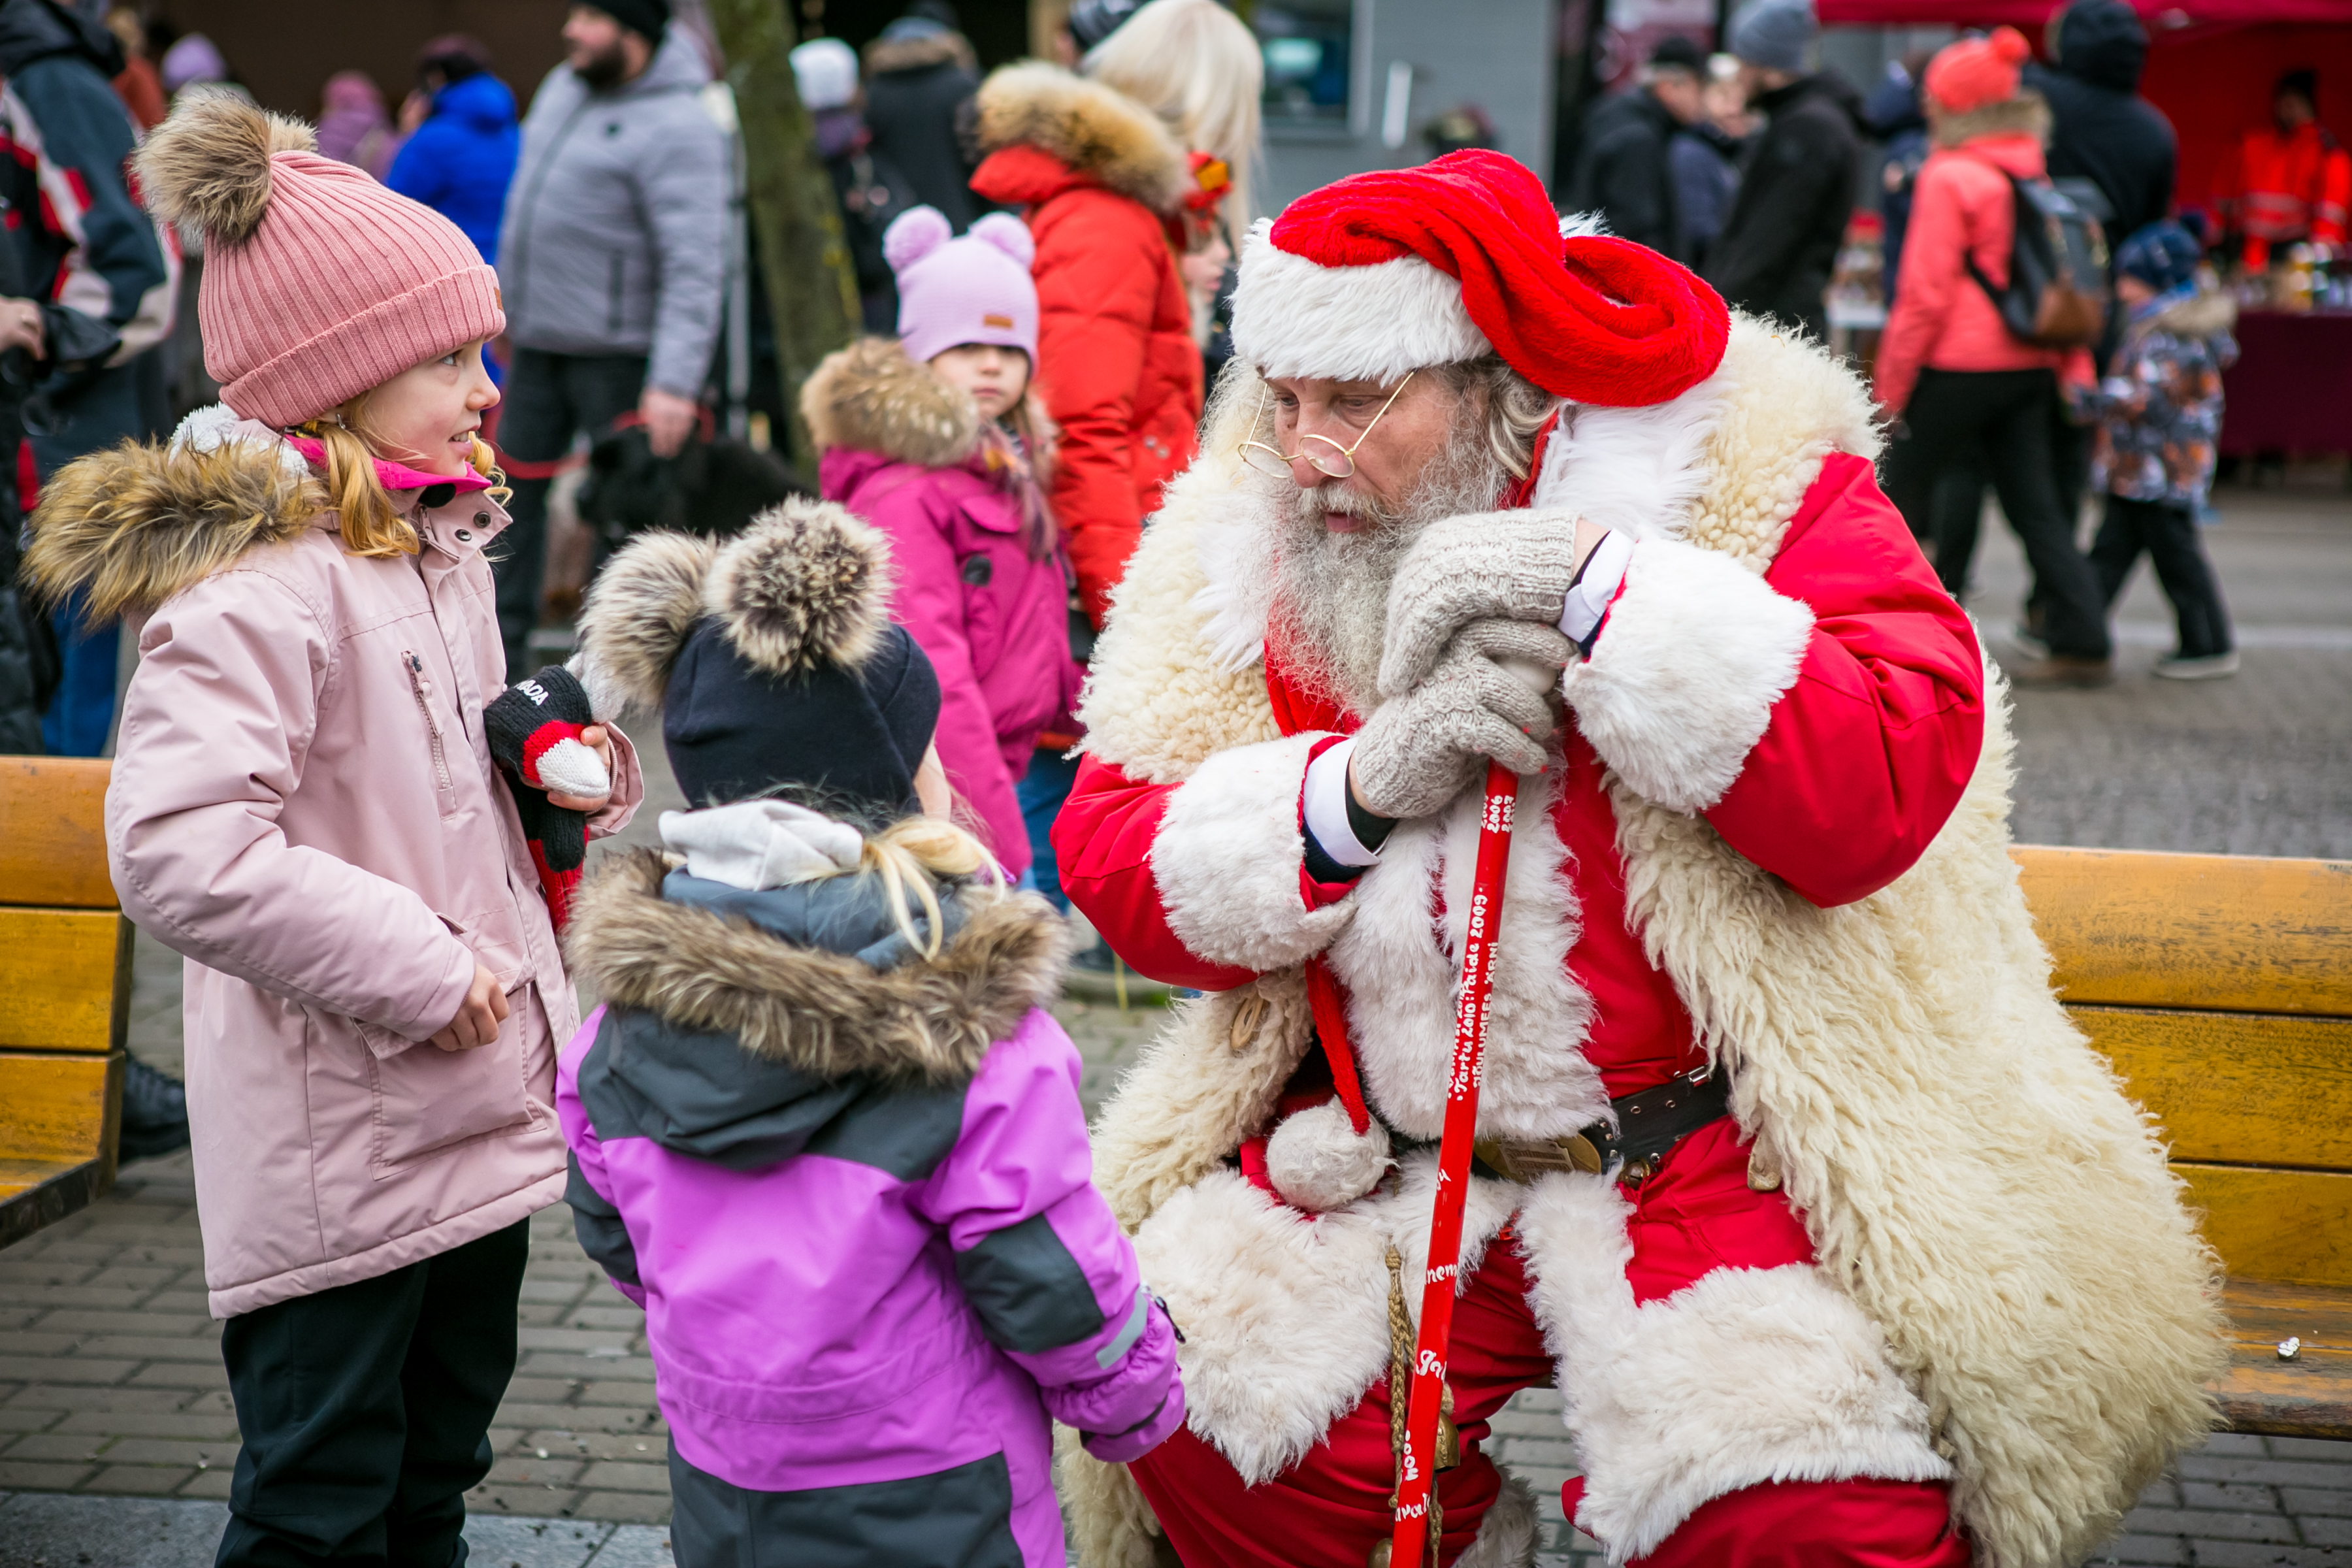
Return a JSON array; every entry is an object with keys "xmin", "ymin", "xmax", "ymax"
[
  {"xmin": 2089, "ymin": 494, "xmax": 2234, "ymax": 659},
  {"xmin": 492, "ymin": 348, "xmax": 648, "ymax": 677},
  {"xmin": 1882, "ymin": 367, "xmax": 2111, "ymax": 661},
  {"xmin": 216, "ymin": 1220, "xmax": 529, "ymax": 1567}
]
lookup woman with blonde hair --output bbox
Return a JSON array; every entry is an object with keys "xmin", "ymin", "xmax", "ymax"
[
  {"xmin": 557, "ymin": 501, "xmax": 1184, "ymax": 1566},
  {"xmin": 970, "ymin": 0, "xmax": 1262, "ymax": 917}
]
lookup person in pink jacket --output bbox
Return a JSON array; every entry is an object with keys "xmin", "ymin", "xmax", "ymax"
[
  {"xmin": 1874, "ymin": 25, "xmax": 2114, "ymax": 687},
  {"xmin": 804, "ymin": 205, "xmax": 1079, "ymax": 883},
  {"xmin": 23, "ymin": 95, "xmax": 642, "ymax": 1567}
]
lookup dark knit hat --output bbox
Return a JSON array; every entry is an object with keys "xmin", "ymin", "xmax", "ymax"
[
  {"xmin": 2116, "ymin": 220, "xmax": 2202, "ymax": 294},
  {"xmin": 591, "ymin": 0, "xmax": 670, "ymax": 43},
  {"xmin": 572, "ymin": 501, "xmax": 941, "ymax": 817}
]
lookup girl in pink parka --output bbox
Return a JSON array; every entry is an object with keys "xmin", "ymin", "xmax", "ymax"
[
  {"xmin": 24, "ymin": 94, "xmax": 642, "ymax": 1567},
  {"xmin": 804, "ymin": 205, "xmax": 1079, "ymax": 883}
]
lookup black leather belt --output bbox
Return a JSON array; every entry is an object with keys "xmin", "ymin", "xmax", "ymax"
[{"xmin": 1469, "ymin": 1067, "xmax": 1731, "ymax": 1188}]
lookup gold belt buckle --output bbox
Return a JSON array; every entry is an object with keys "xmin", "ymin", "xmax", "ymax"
[{"xmin": 1473, "ymin": 1133, "xmax": 1607, "ymax": 1183}]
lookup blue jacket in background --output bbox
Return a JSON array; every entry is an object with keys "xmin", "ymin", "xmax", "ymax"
[{"xmin": 386, "ymin": 72, "xmax": 520, "ymax": 268}]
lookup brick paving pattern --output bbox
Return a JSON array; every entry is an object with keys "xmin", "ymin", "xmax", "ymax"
[{"xmin": 3, "ymin": 480, "xmax": 2349, "ymax": 1563}]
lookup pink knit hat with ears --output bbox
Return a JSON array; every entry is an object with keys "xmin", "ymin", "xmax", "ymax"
[
  {"xmin": 884, "ymin": 207, "xmax": 1039, "ymax": 367},
  {"xmin": 135, "ymin": 90, "xmax": 504, "ymax": 429}
]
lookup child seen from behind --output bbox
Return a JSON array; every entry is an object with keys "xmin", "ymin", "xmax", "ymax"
[{"xmin": 558, "ymin": 503, "xmax": 1183, "ymax": 1567}]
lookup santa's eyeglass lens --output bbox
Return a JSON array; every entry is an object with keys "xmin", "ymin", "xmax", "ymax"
[{"xmin": 1239, "ymin": 370, "xmax": 1417, "ymax": 481}]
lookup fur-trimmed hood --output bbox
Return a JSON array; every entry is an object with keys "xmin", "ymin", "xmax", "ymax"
[
  {"xmin": 22, "ymin": 423, "xmax": 321, "ymax": 622},
  {"xmin": 2145, "ymin": 286, "xmax": 2238, "ymax": 339},
  {"xmin": 566, "ymin": 847, "xmax": 1067, "ymax": 1089},
  {"xmin": 862, "ymin": 25, "xmax": 975, "ymax": 77},
  {"xmin": 801, "ymin": 335, "xmax": 1056, "ymax": 477},
  {"xmin": 571, "ymin": 498, "xmax": 895, "ymax": 715},
  {"xmin": 974, "ymin": 61, "xmax": 1191, "ymax": 213},
  {"xmin": 1929, "ymin": 90, "xmax": 2051, "ymax": 150},
  {"xmin": 802, "ymin": 336, "xmax": 982, "ymax": 468}
]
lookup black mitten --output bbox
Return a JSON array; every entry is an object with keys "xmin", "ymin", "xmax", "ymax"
[{"xmin": 483, "ymin": 666, "xmax": 605, "ymax": 931}]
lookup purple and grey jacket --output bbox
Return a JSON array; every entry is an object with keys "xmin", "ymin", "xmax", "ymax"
[{"xmin": 556, "ymin": 848, "xmax": 1183, "ymax": 1565}]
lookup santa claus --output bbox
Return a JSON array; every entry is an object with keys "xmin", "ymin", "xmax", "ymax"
[{"xmin": 1051, "ymin": 152, "xmax": 2221, "ymax": 1567}]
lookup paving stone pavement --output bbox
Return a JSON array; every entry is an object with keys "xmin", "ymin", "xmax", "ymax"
[{"xmin": 3, "ymin": 477, "xmax": 2347, "ymax": 1563}]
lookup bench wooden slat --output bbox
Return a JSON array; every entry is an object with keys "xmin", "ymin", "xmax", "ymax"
[
  {"xmin": 0, "ymin": 909, "xmax": 131, "ymax": 1053},
  {"xmin": 2213, "ymin": 1279, "xmax": 2352, "ymax": 1440},
  {"xmin": 2072, "ymin": 1005, "xmax": 2352, "ymax": 1170},
  {"xmin": 2014, "ymin": 845, "xmax": 2352, "ymax": 1016},
  {"xmin": 0, "ymin": 1155, "xmax": 116, "ymax": 1250},
  {"xmin": 2175, "ymin": 1164, "xmax": 2352, "ymax": 1289},
  {"xmin": 0, "ymin": 1050, "xmax": 123, "ymax": 1166},
  {"xmin": 0, "ymin": 757, "xmax": 114, "ymax": 909}
]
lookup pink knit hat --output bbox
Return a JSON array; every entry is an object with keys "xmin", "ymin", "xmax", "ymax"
[
  {"xmin": 883, "ymin": 207, "xmax": 1038, "ymax": 366},
  {"xmin": 137, "ymin": 91, "xmax": 504, "ymax": 429}
]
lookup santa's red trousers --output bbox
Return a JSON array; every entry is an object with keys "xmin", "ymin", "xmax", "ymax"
[{"xmin": 1128, "ymin": 1122, "xmax": 1971, "ymax": 1567}]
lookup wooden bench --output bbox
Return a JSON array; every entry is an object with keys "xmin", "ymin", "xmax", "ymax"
[
  {"xmin": 2016, "ymin": 845, "xmax": 2352, "ymax": 1441},
  {"xmin": 0, "ymin": 757, "xmax": 129, "ymax": 1249}
]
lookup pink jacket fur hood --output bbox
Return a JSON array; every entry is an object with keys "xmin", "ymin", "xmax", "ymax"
[{"xmin": 25, "ymin": 406, "xmax": 643, "ymax": 1316}]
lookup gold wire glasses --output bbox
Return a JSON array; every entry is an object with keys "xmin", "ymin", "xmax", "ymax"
[{"xmin": 1239, "ymin": 370, "xmax": 1418, "ymax": 481}]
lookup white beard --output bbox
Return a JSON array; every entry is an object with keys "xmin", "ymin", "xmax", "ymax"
[{"xmin": 1264, "ymin": 416, "xmax": 1511, "ymax": 717}]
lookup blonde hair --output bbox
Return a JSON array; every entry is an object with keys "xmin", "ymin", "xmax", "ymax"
[
  {"xmin": 1085, "ymin": 0, "xmax": 1264, "ymax": 235},
  {"xmin": 299, "ymin": 389, "xmax": 508, "ymax": 559},
  {"xmin": 858, "ymin": 813, "xmax": 1005, "ymax": 959}
]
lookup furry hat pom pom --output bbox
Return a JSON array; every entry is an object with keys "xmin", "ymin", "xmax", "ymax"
[
  {"xmin": 883, "ymin": 206, "xmax": 955, "ymax": 272},
  {"xmin": 968, "ymin": 212, "xmax": 1036, "ymax": 269},
  {"xmin": 135, "ymin": 88, "xmax": 317, "ymax": 246},
  {"xmin": 571, "ymin": 499, "xmax": 895, "ymax": 715},
  {"xmin": 1265, "ymin": 1100, "xmax": 1392, "ymax": 1213},
  {"xmin": 707, "ymin": 498, "xmax": 894, "ymax": 678}
]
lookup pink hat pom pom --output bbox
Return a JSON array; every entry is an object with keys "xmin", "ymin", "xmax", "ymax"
[
  {"xmin": 968, "ymin": 212, "xmax": 1034, "ymax": 269},
  {"xmin": 883, "ymin": 206, "xmax": 953, "ymax": 275}
]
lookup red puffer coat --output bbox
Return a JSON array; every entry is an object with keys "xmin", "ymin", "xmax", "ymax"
[{"xmin": 971, "ymin": 63, "xmax": 1203, "ymax": 629}]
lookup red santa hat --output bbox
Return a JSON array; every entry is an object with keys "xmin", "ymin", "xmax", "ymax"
[{"xmin": 1229, "ymin": 149, "xmax": 1730, "ymax": 408}]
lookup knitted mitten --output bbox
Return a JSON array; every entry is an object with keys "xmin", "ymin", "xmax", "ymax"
[{"xmin": 483, "ymin": 666, "xmax": 609, "ymax": 932}]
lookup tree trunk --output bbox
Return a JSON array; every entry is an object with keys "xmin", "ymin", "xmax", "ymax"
[{"xmin": 704, "ymin": 0, "xmax": 860, "ymax": 482}]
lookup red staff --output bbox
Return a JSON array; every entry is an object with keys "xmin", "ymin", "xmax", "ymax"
[{"xmin": 1388, "ymin": 756, "xmax": 1519, "ymax": 1568}]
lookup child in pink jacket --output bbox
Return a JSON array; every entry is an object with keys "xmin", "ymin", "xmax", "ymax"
[
  {"xmin": 803, "ymin": 206, "xmax": 1079, "ymax": 881},
  {"xmin": 24, "ymin": 95, "xmax": 641, "ymax": 1567}
]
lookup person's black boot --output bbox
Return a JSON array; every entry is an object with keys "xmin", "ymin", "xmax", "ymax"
[{"xmin": 118, "ymin": 1057, "xmax": 191, "ymax": 1162}]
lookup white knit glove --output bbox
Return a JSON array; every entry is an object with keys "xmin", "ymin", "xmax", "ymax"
[
  {"xmin": 1349, "ymin": 620, "xmax": 1571, "ymax": 821},
  {"xmin": 1378, "ymin": 510, "xmax": 1585, "ymax": 698}
]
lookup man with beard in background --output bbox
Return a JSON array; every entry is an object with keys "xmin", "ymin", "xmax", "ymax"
[{"xmin": 1044, "ymin": 150, "xmax": 2222, "ymax": 1568}]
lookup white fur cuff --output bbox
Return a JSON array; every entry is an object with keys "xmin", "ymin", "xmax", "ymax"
[
  {"xmin": 1562, "ymin": 537, "xmax": 1814, "ymax": 814},
  {"xmin": 1151, "ymin": 732, "xmax": 1356, "ymax": 973}
]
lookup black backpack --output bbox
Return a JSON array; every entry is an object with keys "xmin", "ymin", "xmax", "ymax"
[{"xmin": 1963, "ymin": 161, "xmax": 2111, "ymax": 349}]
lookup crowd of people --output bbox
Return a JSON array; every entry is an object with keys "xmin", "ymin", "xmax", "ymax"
[
  {"xmin": 2, "ymin": 0, "xmax": 2336, "ymax": 1563},
  {"xmin": 1569, "ymin": 0, "xmax": 2293, "ymax": 688}
]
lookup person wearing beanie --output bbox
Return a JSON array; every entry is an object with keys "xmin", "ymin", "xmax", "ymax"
[
  {"xmin": 2210, "ymin": 66, "xmax": 2350, "ymax": 271},
  {"xmin": 1874, "ymin": 26, "xmax": 2117, "ymax": 689},
  {"xmin": 557, "ymin": 500, "xmax": 1183, "ymax": 1566},
  {"xmin": 21, "ymin": 91, "xmax": 647, "ymax": 1568},
  {"xmin": 1562, "ymin": 33, "xmax": 1709, "ymax": 263},
  {"xmin": 1704, "ymin": 0, "xmax": 1866, "ymax": 342},
  {"xmin": 1048, "ymin": 146, "xmax": 2217, "ymax": 1568},
  {"xmin": 802, "ymin": 206, "xmax": 1073, "ymax": 896},
  {"xmin": 792, "ymin": 35, "xmax": 915, "ymax": 333},
  {"xmin": 2083, "ymin": 221, "xmax": 2240, "ymax": 679},
  {"xmin": 493, "ymin": 0, "xmax": 723, "ymax": 675}
]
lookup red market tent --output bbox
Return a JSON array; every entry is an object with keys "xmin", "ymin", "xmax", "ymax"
[{"xmin": 1818, "ymin": 0, "xmax": 2352, "ymax": 229}]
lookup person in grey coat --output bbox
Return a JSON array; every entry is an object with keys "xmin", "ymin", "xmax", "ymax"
[{"xmin": 493, "ymin": 0, "xmax": 726, "ymax": 674}]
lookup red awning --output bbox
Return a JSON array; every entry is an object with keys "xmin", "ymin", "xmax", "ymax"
[{"xmin": 1820, "ymin": 1, "xmax": 2352, "ymax": 25}]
